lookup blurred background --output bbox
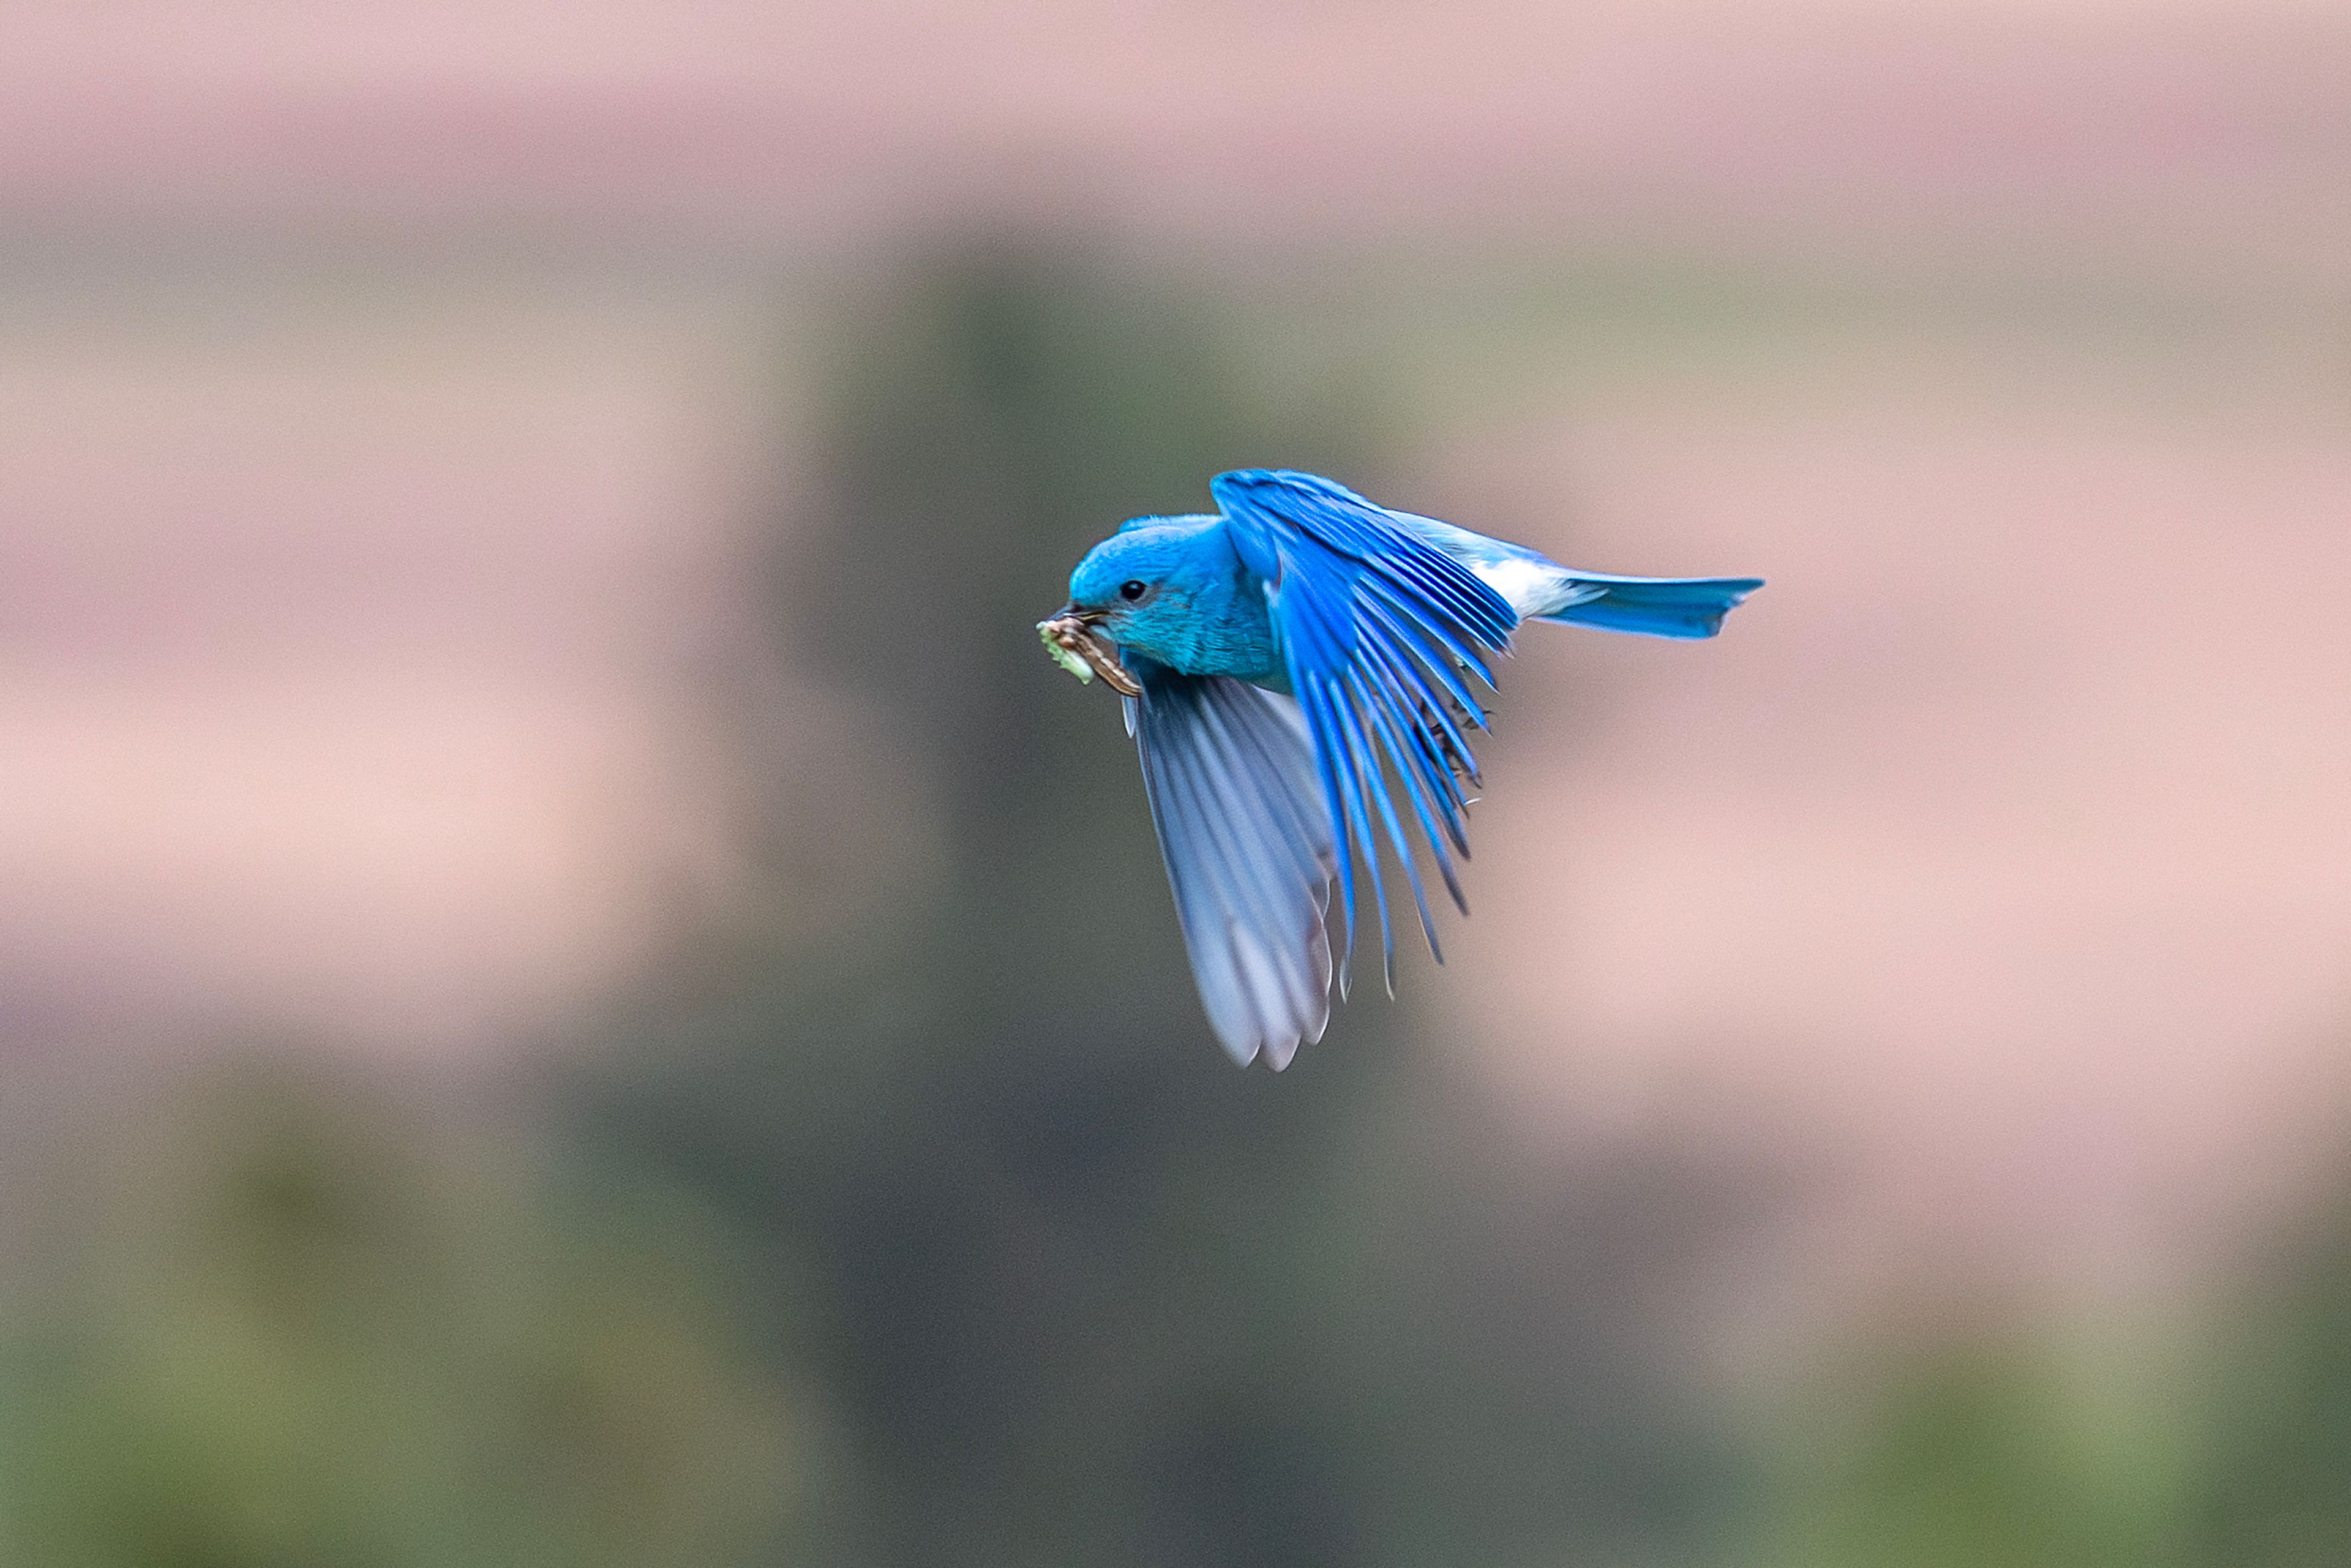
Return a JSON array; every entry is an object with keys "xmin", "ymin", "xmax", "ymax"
[{"xmin": 3, "ymin": 2, "xmax": 2350, "ymax": 1563}]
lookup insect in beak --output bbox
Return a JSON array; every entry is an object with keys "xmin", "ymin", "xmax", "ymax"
[{"xmin": 1037, "ymin": 608, "xmax": 1143, "ymax": 697}]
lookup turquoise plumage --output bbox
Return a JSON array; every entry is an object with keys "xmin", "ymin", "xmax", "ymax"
[{"xmin": 1049, "ymin": 470, "xmax": 1760, "ymax": 1068}]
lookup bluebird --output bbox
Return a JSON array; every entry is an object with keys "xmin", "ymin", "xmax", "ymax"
[{"xmin": 1040, "ymin": 469, "xmax": 1760, "ymax": 1068}]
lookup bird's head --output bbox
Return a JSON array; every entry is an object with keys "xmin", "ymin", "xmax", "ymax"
[{"xmin": 1056, "ymin": 516, "xmax": 1233, "ymax": 675}]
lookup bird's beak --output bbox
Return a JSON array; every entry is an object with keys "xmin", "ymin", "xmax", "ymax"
[{"xmin": 1037, "ymin": 607, "xmax": 1143, "ymax": 697}]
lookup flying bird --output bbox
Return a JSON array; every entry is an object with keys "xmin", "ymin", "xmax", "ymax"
[{"xmin": 1040, "ymin": 468, "xmax": 1760, "ymax": 1069}]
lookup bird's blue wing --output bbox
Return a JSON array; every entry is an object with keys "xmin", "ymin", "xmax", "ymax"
[
  {"xmin": 1210, "ymin": 469, "xmax": 1518, "ymax": 992},
  {"xmin": 1129, "ymin": 658, "xmax": 1337, "ymax": 1068}
]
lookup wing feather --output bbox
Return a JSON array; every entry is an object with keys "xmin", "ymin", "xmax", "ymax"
[
  {"xmin": 1210, "ymin": 469, "xmax": 1519, "ymax": 991},
  {"xmin": 1131, "ymin": 659, "xmax": 1336, "ymax": 1068}
]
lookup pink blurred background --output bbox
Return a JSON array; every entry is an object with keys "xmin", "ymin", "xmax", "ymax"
[{"xmin": 6, "ymin": 0, "xmax": 2351, "ymax": 1506}]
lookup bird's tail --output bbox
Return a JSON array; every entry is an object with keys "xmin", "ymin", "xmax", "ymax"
[{"xmin": 1533, "ymin": 572, "xmax": 1763, "ymax": 639}]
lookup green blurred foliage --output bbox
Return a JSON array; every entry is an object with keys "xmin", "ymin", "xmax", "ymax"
[
  {"xmin": 1750, "ymin": 1177, "xmax": 2351, "ymax": 1568},
  {"xmin": 1757, "ymin": 1337, "xmax": 2193, "ymax": 1568},
  {"xmin": 2187, "ymin": 1188, "xmax": 2351, "ymax": 1567},
  {"xmin": 0, "ymin": 1063, "xmax": 806, "ymax": 1568}
]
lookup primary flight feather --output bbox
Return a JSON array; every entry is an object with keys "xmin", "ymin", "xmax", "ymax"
[{"xmin": 1041, "ymin": 469, "xmax": 1760, "ymax": 1069}]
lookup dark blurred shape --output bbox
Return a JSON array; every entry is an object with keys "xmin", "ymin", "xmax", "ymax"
[
  {"xmin": 0, "ymin": 1060, "xmax": 805, "ymax": 1568},
  {"xmin": 568, "ymin": 246, "xmax": 1755, "ymax": 1567},
  {"xmin": 2188, "ymin": 1185, "xmax": 2351, "ymax": 1568}
]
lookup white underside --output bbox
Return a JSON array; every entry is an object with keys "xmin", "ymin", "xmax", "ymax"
[
  {"xmin": 1469, "ymin": 555, "xmax": 1570, "ymax": 618},
  {"xmin": 1386, "ymin": 508, "xmax": 1583, "ymax": 620}
]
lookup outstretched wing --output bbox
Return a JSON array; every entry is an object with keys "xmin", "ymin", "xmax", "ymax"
[
  {"xmin": 1129, "ymin": 658, "xmax": 1336, "ymax": 1068},
  {"xmin": 1210, "ymin": 468, "xmax": 1519, "ymax": 991}
]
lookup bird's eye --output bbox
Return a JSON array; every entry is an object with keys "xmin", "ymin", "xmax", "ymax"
[{"xmin": 1118, "ymin": 579, "xmax": 1150, "ymax": 602}]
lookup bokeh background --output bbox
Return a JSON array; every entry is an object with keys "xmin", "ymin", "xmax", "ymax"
[{"xmin": 4, "ymin": 2, "xmax": 2350, "ymax": 1564}]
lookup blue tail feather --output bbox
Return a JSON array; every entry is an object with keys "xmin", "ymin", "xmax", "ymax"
[{"xmin": 1537, "ymin": 574, "xmax": 1763, "ymax": 640}]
